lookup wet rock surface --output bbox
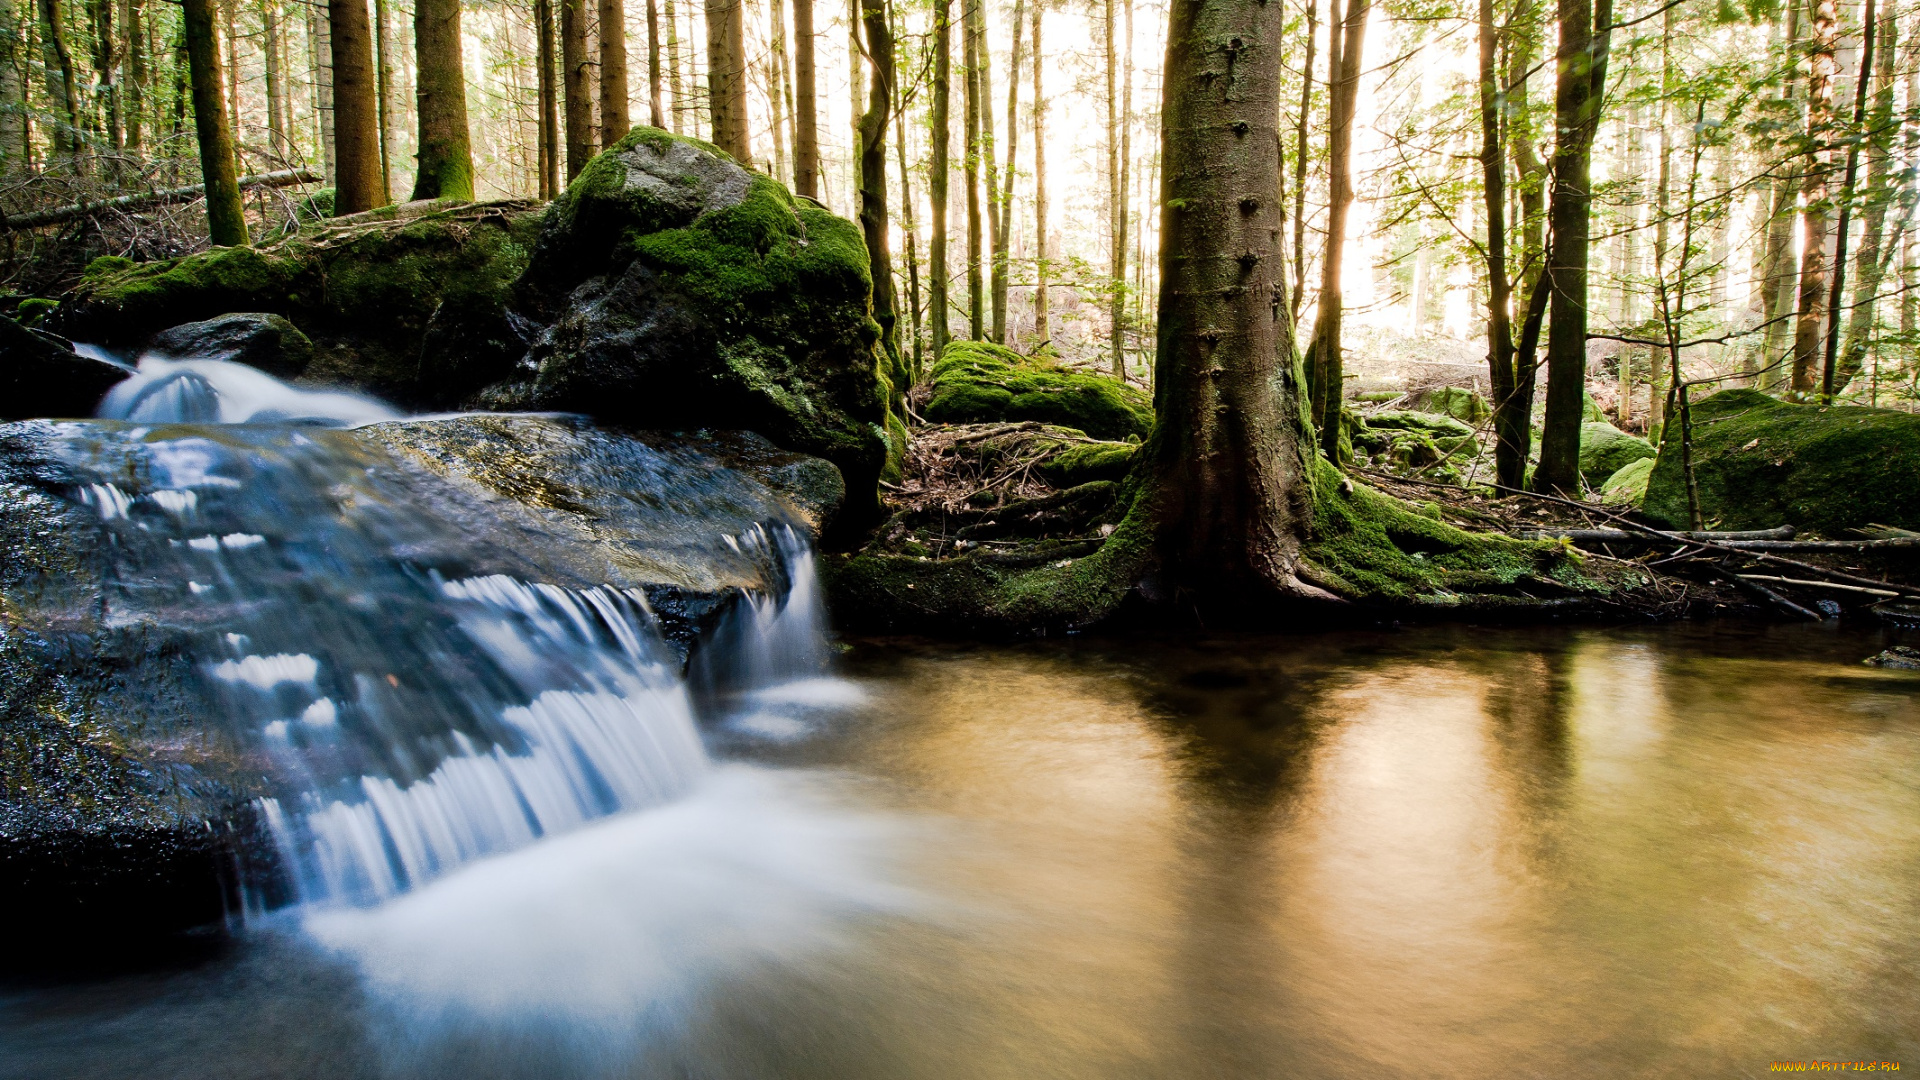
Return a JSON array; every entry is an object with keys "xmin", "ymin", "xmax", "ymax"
[
  {"xmin": 148, "ymin": 313, "xmax": 316, "ymax": 378},
  {"xmin": 0, "ymin": 314, "xmax": 129, "ymax": 421}
]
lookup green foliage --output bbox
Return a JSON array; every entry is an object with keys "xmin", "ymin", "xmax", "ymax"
[
  {"xmin": 12, "ymin": 298, "xmax": 58, "ymax": 325},
  {"xmin": 1600, "ymin": 457, "xmax": 1655, "ymax": 507},
  {"xmin": 1644, "ymin": 389, "xmax": 1920, "ymax": 535},
  {"xmin": 924, "ymin": 341, "xmax": 1154, "ymax": 440},
  {"xmin": 1036, "ymin": 441, "xmax": 1137, "ymax": 487}
]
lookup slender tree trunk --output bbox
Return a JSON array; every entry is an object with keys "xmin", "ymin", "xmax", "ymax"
[
  {"xmin": 962, "ymin": 0, "xmax": 983, "ymax": 337},
  {"xmin": 222, "ymin": 0, "xmax": 239, "ymax": 151},
  {"xmin": 1792, "ymin": 0, "xmax": 1839, "ymax": 396},
  {"xmin": 993, "ymin": 0, "xmax": 1025, "ymax": 346},
  {"xmin": 1116, "ymin": 0, "xmax": 1132, "ymax": 365},
  {"xmin": 376, "ymin": 0, "xmax": 395, "ymax": 198},
  {"xmin": 0, "ymin": 3, "xmax": 26, "ymax": 171},
  {"xmin": 264, "ymin": 0, "xmax": 287, "ymax": 155},
  {"xmin": 330, "ymin": 0, "xmax": 381, "ymax": 212},
  {"xmin": 766, "ymin": 0, "xmax": 789, "ymax": 179},
  {"xmin": 182, "ymin": 0, "xmax": 247, "ymax": 244},
  {"xmin": 771, "ymin": 0, "xmax": 794, "ymax": 178},
  {"xmin": 126, "ymin": 0, "xmax": 146, "ymax": 153},
  {"xmin": 1761, "ymin": 0, "xmax": 1801, "ymax": 392},
  {"xmin": 890, "ymin": 0, "xmax": 922, "ymax": 376},
  {"xmin": 647, "ymin": 0, "xmax": 665, "ymax": 126},
  {"xmin": 1141, "ymin": 0, "xmax": 1323, "ymax": 605},
  {"xmin": 411, "ymin": 0, "xmax": 474, "ymax": 199},
  {"xmin": 95, "ymin": 0, "xmax": 123, "ymax": 154},
  {"xmin": 563, "ymin": 0, "xmax": 595, "ymax": 176},
  {"xmin": 667, "ymin": 0, "xmax": 684, "ymax": 132},
  {"xmin": 1105, "ymin": 0, "xmax": 1122, "ymax": 374},
  {"xmin": 1312, "ymin": 0, "xmax": 1369, "ymax": 459},
  {"xmin": 1820, "ymin": 0, "xmax": 1877, "ymax": 400},
  {"xmin": 1508, "ymin": 0, "xmax": 1546, "ymax": 276},
  {"xmin": 1841, "ymin": 0, "xmax": 1897, "ymax": 388},
  {"xmin": 1290, "ymin": 0, "xmax": 1317, "ymax": 325},
  {"xmin": 312, "ymin": 0, "xmax": 336, "ymax": 184},
  {"xmin": 1533, "ymin": 0, "xmax": 1611, "ymax": 493},
  {"xmin": 856, "ymin": 0, "xmax": 896, "ymax": 351},
  {"xmin": 601, "ymin": 0, "xmax": 631, "ymax": 145},
  {"xmin": 706, "ymin": 0, "xmax": 749, "ymax": 159},
  {"xmin": 1479, "ymin": 0, "xmax": 1523, "ymax": 489},
  {"xmin": 1030, "ymin": 0, "xmax": 1048, "ymax": 345},
  {"xmin": 792, "ymin": 0, "xmax": 817, "ymax": 194},
  {"xmin": 537, "ymin": 0, "xmax": 560, "ymax": 194},
  {"xmin": 930, "ymin": 0, "xmax": 951, "ymax": 354},
  {"xmin": 39, "ymin": 0, "xmax": 84, "ymax": 168},
  {"xmin": 1650, "ymin": 22, "xmax": 1674, "ymax": 439}
]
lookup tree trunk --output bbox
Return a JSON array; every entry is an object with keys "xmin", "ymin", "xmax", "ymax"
[
  {"xmin": 410, "ymin": 0, "xmax": 474, "ymax": 199},
  {"xmin": 792, "ymin": 0, "xmax": 818, "ymax": 195},
  {"xmin": 930, "ymin": 0, "xmax": 952, "ymax": 355},
  {"xmin": 1311, "ymin": 0, "xmax": 1369, "ymax": 459},
  {"xmin": 376, "ymin": 0, "xmax": 395, "ymax": 198},
  {"xmin": 1029, "ymin": 0, "xmax": 1048, "ymax": 347},
  {"xmin": 1819, "ymin": 0, "xmax": 1877, "ymax": 400},
  {"xmin": 537, "ymin": 0, "xmax": 560, "ymax": 195},
  {"xmin": 766, "ymin": 0, "xmax": 789, "ymax": 180},
  {"xmin": 1507, "ymin": 0, "xmax": 1546, "ymax": 277},
  {"xmin": 892, "ymin": 39, "xmax": 922, "ymax": 377},
  {"xmin": 562, "ymin": 0, "xmax": 594, "ymax": 177},
  {"xmin": 1761, "ymin": 0, "xmax": 1801, "ymax": 392},
  {"xmin": 1841, "ymin": 0, "xmax": 1897, "ymax": 388},
  {"xmin": 667, "ymin": 0, "xmax": 684, "ymax": 133},
  {"xmin": 1791, "ymin": 0, "xmax": 1839, "ymax": 396},
  {"xmin": 992, "ymin": 0, "xmax": 1024, "ymax": 346},
  {"xmin": 124, "ymin": 0, "xmax": 148, "ymax": 154},
  {"xmin": 1533, "ymin": 0, "xmax": 1610, "ymax": 494},
  {"xmin": 0, "ymin": 2, "xmax": 29, "ymax": 170},
  {"xmin": 1478, "ymin": 0, "xmax": 1524, "ymax": 489},
  {"xmin": 96, "ymin": 0, "xmax": 123, "ymax": 154},
  {"xmin": 646, "ymin": 0, "xmax": 665, "ymax": 127},
  {"xmin": 855, "ymin": 0, "xmax": 896, "ymax": 351},
  {"xmin": 1289, "ymin": 0, "xmax": 1317, "ymax": 325},
  {"xmin": 39, "ymin": 0, "xmax": 84, "ymax": 168},
  {"xmin": 600, "ymin": 0, "xmax": 631, "ymax": 146},
  {"xmin": 962, "ymin": 0, "xmax": 983, "ymax": 338},
  {"xmin": 706, "ymin": 0, "xmax": 749, "ymax": 160},
  {"xmin": 264, "ymin": 0, "xmax": 286, "ymax": 155},
  {"xmin": 308, "ymin": 0, "xmax": 336, "ymax": 186},
  {"xmin": 1140, "ymin": 0, "xmax": 1324, "ymax": 605},
  {"xmin": 222, "ymin": 0, "xmax": 239, "ymax": 154},
  {"xmin": 1104, "ymin": 0, "xmax": 1121, "ymax": 374},
  {"xmin": 182, "ymin": 0, "xmax": 248, "ymax": 245},
  {"xmin": 330, "ymin": 0, "xmax": 382, "ymax": 212},
  {"xmin": 771, "ymin": 0, "xmax": 795, "ymax": 179}
]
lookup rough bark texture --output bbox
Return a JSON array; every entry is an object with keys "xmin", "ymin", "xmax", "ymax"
[
  {"xmin": 1791, "ymin": 0, "xmax": 1838, "ymax": 395},
  {"xmin": 793, "ymin": 0, "xmax": 819, "ymax": 195},
  {"xmin": 1030, "ymin": 0, "xmax": 1049, "ymax": 345},
  {"xmin": 600, "ymin": 0, "xmax": 632, "ymax": 146},
  {"xmin": 1479, "ymin": 0, "xmax": 1523, "ymax": 490},
  {"xmin": 376, "ymin": 0, "xmax": 394, "ymax": 198},
  {"xmin": 963, "ymin": 0, "xmax": 984, "ymax": 337},
  {"xmin": 706, "ymin": 0, "xmax": 750, "ymax": 160},
  {"xmin": 330, "ymin": 0, "xmax": 384, "ymax": 214},
  {"xmin": 1105, "ymin": 0, "xmax": 1122, "ymax": 374},
  {"xmin": 1820, "ymin": 0, "xmax": 1876, "ymax": 400},
  {"xmin": 182, "ymin": 0, "xmax": 247, "ymax": 245},
  {"xmin": 538, "ymin": 0, "xmax": 560, "ymax": 197},
  {"xmin": 993, "ymin": 0, "xmax": 1025, "ymax": 346},
  {"xmin": 1840, "ymin": 0, "xmax": 1897, "ymax": 388},
  {"xmin": 1141, "ymin": 0, "xmax": 1321, "ymax": 605},
  {"xmin": 1312, "ymin": 0, "xmax": 1369, "ymax": 458},
  {"xmin": 647, "ymin": 0, "xmax": 665, "ymax": 128},
  {"xmin": 931, "ymin": 0, "xmax": 952, "ymax": 355},
  {"xmin": 1534, "ymin": 0, "xmax": 1610, "ymax": 494},
  {"xmin": 1761, "ymin": 1, "xmax": 1801, "ymax": 392},
  {"xmin": 856, "ymin": 0, "xmax": 896, "ymax": 348},
  {"xmin": 410, "ymin": 0, "xmax": 474, "ymax": 200},
  {"xmin": 967, "ymin": 0, "xmax": 1000, "ymax": 344},
  {"xmin": 39, "ymin": 0, "xmax": 83, "ymax": 166},
  {"xmin": 563, "ymin": 0, "xmax": 595, "ymax": 179}
]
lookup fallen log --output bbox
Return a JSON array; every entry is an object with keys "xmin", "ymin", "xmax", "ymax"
[
  {"xmin": 1712, "ymin": 538, "xmax": 1920, "ymax": 552},
  {"xmin": 1525, "ymin": 526, "xmax": 1796, "ymax": 543},
  {"xmin": 1737, "ymin": 574, "xmax": 1901, "ymax": 598},
  {"xmin": 0, "ymin": 169, "xmax": 322, "ymax": 231}
]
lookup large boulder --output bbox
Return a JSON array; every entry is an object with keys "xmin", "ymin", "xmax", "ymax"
[
  {"xmin": 496, "ymin": 129, "xmax": 896, "ymax": 517},
  {"xmin": 1643, "ymin": 388, "xmax": 1920, "ymax": 535},
  {"xmin": 1579, "ymin": 421, "xmax": 1654, "ymax": 486},
  {"xmin": 0, "ymin": 415, "xmax": 842, "ymax": 955},
  {"xmin": 59, "ymin": 200, "xmax": 547, "ymax": 409},
  {"xmin": 923, "ymin": 341, "xmax": 1154, "ymax": 440},
  {"xmin": 0, "ymin": 314, "xmax": 129, "ymax": 419}
]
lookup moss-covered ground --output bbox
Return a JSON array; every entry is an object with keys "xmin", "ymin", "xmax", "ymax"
[{"xmin": 922, "ymin": 341, "xmax": 1154, "ymax": 440}]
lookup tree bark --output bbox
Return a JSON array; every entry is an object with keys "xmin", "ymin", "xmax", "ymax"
[
  {"xmin": 308, "ymin": 0, "xmax": 336, "ymax": 186},
  {"xmin": 992, "ymin": 0, "xmax": 1025, "ymax": 346},
  {"xmin": 1820, "ymin": 0, "xmax": 1877, "ymax": 400},
  {"xmin": 264, "ymin": 0, "xmax": 286, "ymax": 155},
  {"xmin": 330, "ymin": 0, "xmax": 383, "ymax": 213},
  {"xmin": 1791, "ymin": 0, "xmax": 1839, "ymax": 396},
  {"xmin": 1105, "ymin": 0, "xmax": 1122, "ymax": 373},
  {"xmin": 1289, "ymin": 0, "xmax": 1317, "ymax": 324},
  {"xmin": 706, "ymin": 0, "xmax": 750, "ymax": 160},
  {"xmin": 1140, "ymin": 0, "xmax": 1324, "ymax": 605},
  {"xmin": 891, "ymin": 29, "xmax": 922, "ymax": 377},
  {"xmin": 125, "ymin": 0, "xmax": 148, "ymax": 154},
  {"xmin": 1532, "ymin": 0, "xmax": 1610, "ymax": 494},
  {"xmin": 562, "ymin": 0, "xmax": 595, "ymax": 177},
  {"xmin": 1840, "ymin": 0, "xmax": 1897, "ymax": 388},
  {"xmin": 667, "ymin": 0, "xmax": 685, "ymax": 133},
  {"xmin": 0, "ymin": 2, "xmax": 29, "ymax": 170},
  {"xmin": 1029, "ymin": 0, "xmax": 1048, "ymax": 346},
  {"xmin": 537, "ymin": 0, "xmax": 560, "ymax": 195},
  {"xmin": 931, "ymin": 0, "xmax": 952, "ymax": 355},
  {"xmin": 601, "ymin": 0, "xmax": 632, "ymax": 146},
  {"xmin": 95, "ymin": 0, "xmax": 123, "ymax": 154},
  {"xmin": 766, "ymin": 0, "xmax": 790, "ymax": 180},
  {"xmin": 410, "ymin": 0, "xmax": 474, "ymax": 199},
  {"xmin": 771, "ymin": 0, "xmax": 795, "ymax": 179},
  {"xmin": 1478, "ymin": 0, "xmax": 1524, "ymax": 490},
  {"xmin": 962, "ymin": 0, "xmax": 983, "ymax": 337},
  {"xmin": 182, "ymin": 0, "xmax": 248, "ymax": 245},
  {"xmin": 1311, "ymin": 0, "xmax": 1369, "ymax": 459},
  {"xmin": 1760, "ymin": 0, "xmax": 1801, "ymax": 392},
  {"xmin": 39, "ymin": 0, "xmax": 84, "ymax": 168},
  {"xmin": 792, "ymin": 0, "xmax": 818, "ymax": 194},
  {"xmin": 646, "ymin": 0, "xmax": 665, "ymax": 127},
  {"xmin": 376, "ymin": 0, "xmax": 395, "ymax": 198},
  {"xmin": 855, "ymin": 0, "xmax": 896, "ymax": 352}
]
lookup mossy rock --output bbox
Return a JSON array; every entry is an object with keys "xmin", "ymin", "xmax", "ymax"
[
  {"xmin": 1408, "ymin": 386, "xmax": 1492, "ymax": 425},
  {"xmin": 1355, "ymin": 409, "xmax": 1478, "ymax": 466},
  {"xmin": 1643, "ymin": 388, "xmax": 1920, "ymax": 535},
  {"xmin": 923, "ymin": 340, "xmax": 1153, "ymax": 440},
  {"xmin": 1036, "ymin": 440, "xmax": 1137, "ymax": 487},
  {"xmin": 1584, "ymin": 392, "xmax": 1607, "ymax": 422},
  {"xmin": 1599, "ymin": 456, "xmax": 1654, "ymax": 507},
  {"xmin": 1578, "ymin": 421, "xmax": 1654, "ymax": 486},
  {"xmin": 60, "ymin": 201, "xmax": 546, "ymax": 410},
  {"xmin": 1364, "ymin": 409, "xmax": 1475, "ymax": 440}
]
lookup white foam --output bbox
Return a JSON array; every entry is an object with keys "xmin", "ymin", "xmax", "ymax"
[
  {"xmin": 212, "ymin": 653, "xmax": 319, "ymax": 690},
  {"xmin": 99, "ymin": 355, "xmax": 402, "ymax": 426}
]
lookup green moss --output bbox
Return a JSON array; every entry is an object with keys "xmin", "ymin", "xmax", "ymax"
[
  {"xmin": 1600, "ymin": 456, "xmax": 1654, "ymax": 507},
  {"xmin": 12, "ymin": 297, "xmax": 57, "ymax": 325},
  {"xmin": 81, "ymin": 255, "xmax": 135, "ymax": 281},
  {"xmin": 1408, "ymin": 386, "xmax": 1492, "ymax": 425},
  {"xmin": 1037, "ymin": 441, "xmax": 1137, "ymax": 487},
  {"xmin": 882, "ymin": 411, "xmax": 910, "ymax": 485},
  {"xmin": 1579, "ymin": 421, "xmax": 1654, "ymax": 486},
  {"xmin": 1643, "ymin": 388, "xmax": 1920, "ymax": 535},
  {"xmin": 923, "ymin": 341, "xmax": 1154, "ymax": 440}
]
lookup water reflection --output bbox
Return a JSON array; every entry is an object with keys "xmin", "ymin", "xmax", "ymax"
[{"xmin": 3, "ymin": 625, "xmax": 1917, "ymax": 1079}]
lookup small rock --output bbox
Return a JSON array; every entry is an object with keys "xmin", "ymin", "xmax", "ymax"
[
  {"xmin": 149, "ymin": 312, "xmax": 315, "ymax": 378},
  {"xmin": 1, "ymin": 313, "xmax": 129, "ymax": 419},
  {"xmin": 1864, "ymin": 645, "xmax": 1920, "ymax": 669}
]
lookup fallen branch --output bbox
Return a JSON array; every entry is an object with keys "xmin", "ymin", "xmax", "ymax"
[
  {"xmin": 1737, "ymin": 574, "xmax": 1901, "ymax": 598},
  {"xmin": 1718, "ymin": 569, "xmax": 1825, "ymax": 620},
  {"xmin": 1711, "ymin": 538, "xmax": 1920, "ymax": 552},
  {"xmin": 1523, "ymin": 526, "xmax": 1796, "ymax": 543},
  {"xmin": 0, "ymin": 169, "xmax": 322, "ymax": 231}
]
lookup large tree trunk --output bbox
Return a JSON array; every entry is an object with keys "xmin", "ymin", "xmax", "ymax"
[
  {"xmin": 600, "ymin": 0, "xmax": 631, "ymax": 146},
  {"xmin": 646, "ymin": 0, "xmax": 665, "ymax": 127},
  {"xmin": 1030, "ymin": 0, "xmax": 1048, "ymax": 346},
  {"xmin": 855, "ymin": 0, "xmax": 896, "ymax": 350},
  {"xmin": 330, "ymin": 0, "xmax": 384, "ymax": 213},
  {"xmin": 1791, "ymin": 0, "xmax": 1839, "ymax": 396},
  {"xmin": 930, "ymin": 0, "xmax": 952, "ymax": 355},
  {"xmin": 95, "ymin": 0, "xmax": 123, "ymax": 154},
  {"xmin": 562, "ymin": 0, "xmax": 594, "ymax": 178},
  {"xmin": 962, "ymin": 0, "xmax": 983, "ymax": 338},
  {"xmin": 410, "ymin": 0, "xmax": 474, "ymax": 199},
  {"xmin": 991, "ymin": 0, "xmax": 1025, "ymax": 346},
  {"xmin": 1819, "ymin": 0, "xmax": 1878, "ymax": 399},
  {"xmin": 182, "ymin": 0, "xmax": 248, "ymax": 245},
  {"xmin": 1532, "ymin": 0, "xmax": 1610, "ymax": 494},
  {"xmin": 1841, "ymin": 0, "xmax": 1898, "ymax": 388},
  {"xmin": 1311, "ymin": 0, "xmax": 1370, "ymax": 459},
  {"xmin": 792, "ymin": 0, "xmax": 818, "ymax": 195},
  {"xmin": 706, "ymin": 0, "xmax": 750, "ymax": 160},
  {"xmin": 1139, "ymin": 0, "xmax": 1323, "ymax": 605},
  {"xmin": 376, "ymin": 0, "xmax": 395, "ymax": 197},
  {"xmin": 537, "ymin": 0, "xmax": 560, "ymax": 196}
]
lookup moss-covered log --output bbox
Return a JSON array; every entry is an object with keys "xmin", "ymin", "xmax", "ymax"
[{"xmin": 922, "ymin": 341, "xmax": 1153, "ymax": 440}]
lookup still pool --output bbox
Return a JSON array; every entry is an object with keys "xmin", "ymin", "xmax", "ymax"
[{"xmin": 4, "ymin": 622, "xmax": 1916, "ymax": 1079}]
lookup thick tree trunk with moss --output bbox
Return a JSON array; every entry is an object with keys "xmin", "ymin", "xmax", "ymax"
[
  {"xmin": 562, "ymin": 0, "xmax": 594, "ymax": 178},
  {"xmin": 856, "ymin": 0, "xmax": 896, "ymax": 349},
  {"xmin": 706, "ymin": 0, "xmax": 751, "ymax": 160},
  {"xmin": 182, "ymin": 0, "xmax": 247, "ymax": 245},
  {"xmin": 330, "ymin": 0, "xmax": 384, "ymax": 213},
  {"xmin": 411, "ymin": 0, "xmax": 474, "ymax": 200},
  {"xmin": 1533, "ymin": 0, "xmax": 1610, "ymax": 494},
  {"xmin": 39, "ymin": 0, "xmax": 83, "ymax": 168}
]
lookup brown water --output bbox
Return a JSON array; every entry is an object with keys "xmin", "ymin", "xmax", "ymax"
[{"xmin": 4, "ymin": 623, "xmax": 1917, "ymax": 1079}]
